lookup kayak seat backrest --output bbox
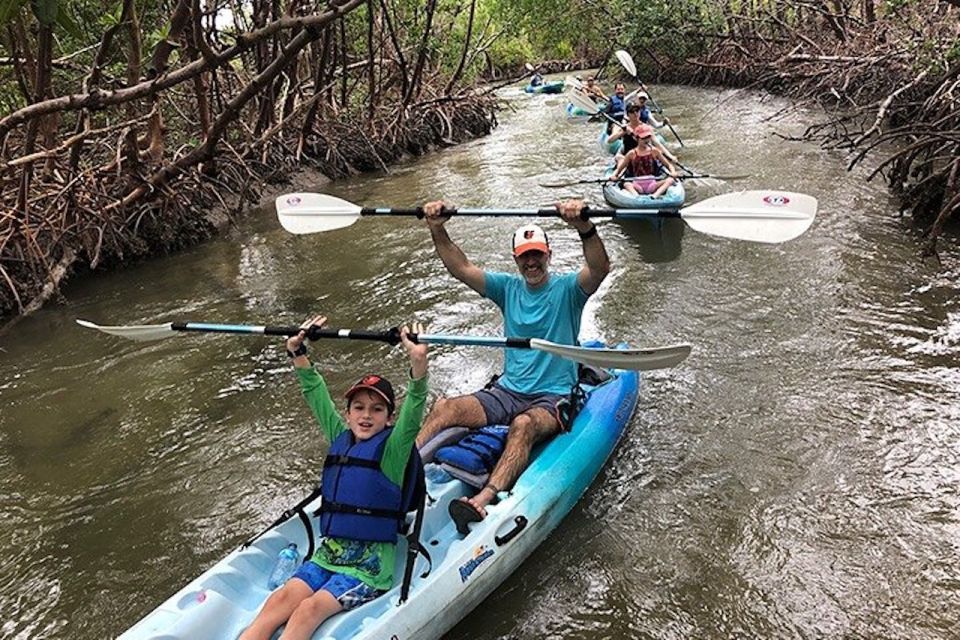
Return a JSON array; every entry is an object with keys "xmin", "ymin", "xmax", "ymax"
[
  {"xmin": 578, "ymin": 362, "xmax": 612, "ymax": 386},
  {"xmin": 433, "ymin": 426, "xmax": 510, "ymax": 490},
  {"xmin": 418, "ymin": 426, "xmax": 471, "ymax": 465}
]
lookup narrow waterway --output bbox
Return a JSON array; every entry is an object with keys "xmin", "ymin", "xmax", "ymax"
[{"xmin": 1, "ymin": 79, "xmax": 959, "ymax": 639}]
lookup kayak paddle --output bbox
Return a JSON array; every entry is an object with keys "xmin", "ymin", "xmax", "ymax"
[
  {"xmin": 614, "ymin": 49, "xmax": 684, "ymax": 147},
  {"xmin": 538, "ymin": 174, "xmax": 731, "ymax": 188},
  {"xmin": 75, "ymin": 319, "xmax": 691, "ymax": 371},
  {"xmin": 275, "ymin": 191, "xmax": 817, "ymax": 244}
]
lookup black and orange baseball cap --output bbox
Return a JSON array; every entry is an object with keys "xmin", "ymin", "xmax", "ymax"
[
  {"xmin": 345, "ymin": 374, "xmax": 396, "ymax": 414},
  {"xmin": 512, "ymin": 224, "xmax": 550, "ymax": 256}
]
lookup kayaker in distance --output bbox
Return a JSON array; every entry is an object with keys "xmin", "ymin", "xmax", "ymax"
[
  {"xmin": 239, "ymin": 316, "xmax": 429, "ymax": 640},
  {"xmin": 582, "ymin": 75, "xmax": 608, "ymax": 102},
  {"xmin": 604, "ymin": 83, "xmax": 628, "ymax": 133},
  {"xmin": 608, "ymin": 102, "xmax": 679, "ymax": 163},
  {"xmin": 611, "ymin": 125, "xmax": 679, "ymax": 198},
  {"xmin": 529, "ymin": 70, "xmax": 543, "ymax": 87},
  {"xmin": 415, "ymin": 200, "xmax": 610, "ymax": 534},
  {"xmin": 634, "ymin": 91, "xmax": 670, "ymax": 130}
]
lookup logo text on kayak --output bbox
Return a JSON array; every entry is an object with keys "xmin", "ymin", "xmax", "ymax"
[{"xmin": 458, "ymin": 545, "xmax": 495, "ymax": 583}]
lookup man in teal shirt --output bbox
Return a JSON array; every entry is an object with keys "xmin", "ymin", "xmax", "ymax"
[{"xmin": 415, "ymin": 200, "xmax": 610, "ymax": 533}]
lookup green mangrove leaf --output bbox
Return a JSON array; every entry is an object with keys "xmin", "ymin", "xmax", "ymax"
[
  {"xmin": 0, "ymin": 0, "xmax": 28, "ymax": 28},
  {"xmin": 29, "ymin": 0, "xmax": 57, "ymax": 26},
  {"xmin": 55, "ymin": 0, "xmax": 80, "ymax": 38}
]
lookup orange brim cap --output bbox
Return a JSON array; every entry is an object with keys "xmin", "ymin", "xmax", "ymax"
[{"xmin": 513, "ymin": 241, "xmax": 550, "ymax": 256}]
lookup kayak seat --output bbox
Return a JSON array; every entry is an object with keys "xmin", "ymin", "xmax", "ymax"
[
  {"xmin": 433, "ymin": 426, "xmax": 510, "ymax": 490},
  {"xmin": 578, "ymin": 362, "xmax": 612, "ymax": 386},
  {"xmin": 418, "ymin": 426, "xmax": 471, "ymax": 465}
]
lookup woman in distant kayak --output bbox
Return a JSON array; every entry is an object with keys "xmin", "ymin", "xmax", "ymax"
[
  {"xmin": 611, "ymin": 124, "xmax": 678, "ymax": 198},
  {"xmin": 239, "ymin": 315, "xmax": 429, "ymax": 640},
  {"xmin": 607, "ymin": 102, "xmax": 678, "ymax": 163},
  {"xmin": 634, "ymin": 91, "xmax": 669, "ymax": 129}
]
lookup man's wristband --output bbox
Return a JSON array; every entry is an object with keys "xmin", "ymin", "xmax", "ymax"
[
  {"xmin": 286, "ymin": 342, "xmax": 308, "ymax": 359},
  {"xmin": 578, "ymin": 224, "xmax": 598, "ymax": 240}
]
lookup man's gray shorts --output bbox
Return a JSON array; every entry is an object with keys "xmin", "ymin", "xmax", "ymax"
[{"xmin": 472, "ymin": 383, "xmax": 565, "ymax": 427}]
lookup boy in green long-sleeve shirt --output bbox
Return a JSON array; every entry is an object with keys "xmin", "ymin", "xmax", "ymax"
[{"xmin": 240, "ymin": 314, "xmax": 428, "ymax": 640}]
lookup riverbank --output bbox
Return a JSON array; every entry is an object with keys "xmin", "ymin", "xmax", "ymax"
[
  {"xmin": 613, "ymin": 0, "xmax": 958, "ymax": 257},
  {"xmin": 0, "ymin": 93, "xmax": 499, "ymax": 331}
]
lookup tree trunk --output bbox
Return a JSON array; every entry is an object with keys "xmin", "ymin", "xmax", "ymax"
[
  {"xmin": 405, "ymin": 0, "xmax": 437, "ymax": 105},
  {"xmin": 16, "ymin": 22, "xmax": 53, "ymax": 214},
  {"xmin": 444, "ymin": 0, "xmax": 476, "ymax": 95},
  {"xmin": 367, "ymin": 0, "xmax": 375, "ymax": 120}
]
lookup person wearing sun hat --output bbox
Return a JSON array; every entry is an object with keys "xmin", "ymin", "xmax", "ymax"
[
  {"xmin": 611, "ymin": 122, "xmax": 679, "ymax": 198},
  {"xmin": 415, "ymin": 198, "xmax": 610, "ymax": 534},
  {"xmin": 239, "ymin": 314, "xmax": 429, "ymax": 640}
]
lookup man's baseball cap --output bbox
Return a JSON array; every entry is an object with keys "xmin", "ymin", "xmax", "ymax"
[
  {"xmin": 512, "ymin": 224, "xmax": 550, "ymax": 256},
  {"xmin": 345, "ymin": 374, "xmax": 396, "ymax": 414}
]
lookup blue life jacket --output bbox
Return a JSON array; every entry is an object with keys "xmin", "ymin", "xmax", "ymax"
[
  {"xmin": 319, "ymin": 428, "xmax": 422, "ymax": 543},
  {"xmin": 434, "ymin": 426, "xmax": 510, "ymax": 476},
  {"xmin": 607, "ymin": 95, "xmax": 626, "ymax": 119}
]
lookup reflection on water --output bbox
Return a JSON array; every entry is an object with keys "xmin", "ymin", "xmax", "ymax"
[
  {"xmin": 1, "ymin": 75, "xmax": 959, "ymax": 640},
  {"xmin": 618, "ymin": 217, "xmax": 685, "ymax": 264}
]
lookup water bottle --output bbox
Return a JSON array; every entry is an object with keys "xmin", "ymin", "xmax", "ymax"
[
  {"xmin": 425, "ymin": 464, "xmax": 453, "ymax": 485},
  {"xmin": 267, "ymin": 543, "xmax": 301, "ymax": 590}
]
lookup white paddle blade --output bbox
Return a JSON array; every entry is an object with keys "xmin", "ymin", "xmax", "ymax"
[
  {"xmin": 76, "ymin": 319, "xmax": 177, "ymax": 342},
  {"xmin": 275, "ymin": 192, "xmax": 363, "ymax": 235},
  {"xmin": 615, "ymin": 49, "xmax": 637, "ymax": 77},
  {"xmin": 525, "ymin": 62, "xmax": 535, "ymax": 72},
  {"xmin": 564, "ymin": 75, "xmax": 582, "ymax": 90},
  {"xmin": 530, "ymin": 339, "xmax": 691, "ymax": 371},
  {"xmin": 680, "ymin": 191, "xmax": 818, "ymax": 244},
  {"xmin": 568, "ymin": 91, "xmax": 601, "ymax": 116}
]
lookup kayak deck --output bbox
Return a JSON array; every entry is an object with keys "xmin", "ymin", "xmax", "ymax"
[{"xmin": 601, "ymin": 165, "xmax": 686, "ymax": 210}]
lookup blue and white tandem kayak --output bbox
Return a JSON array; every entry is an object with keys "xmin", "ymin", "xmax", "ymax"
[
  {"xmin": 120, "ymin": 342, "xmax": 640, "ymax": 640},
  {"xmin": 601, "ymin": 165, "xmax": 686, "ymax": 210}
]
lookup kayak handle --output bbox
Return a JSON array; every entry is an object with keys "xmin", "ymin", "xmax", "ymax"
[{"xmin": 495, "ymin": 515, "xmax": 528, "ymax": 546}]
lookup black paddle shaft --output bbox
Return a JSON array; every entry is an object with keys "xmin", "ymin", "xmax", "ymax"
[
  {"xmin": 171, "ymin": 322, "xmax": 407, "ymax": 345},
  {"xmin": 357, "ymin": 206, "xmax": 654, "ymax": 222}
]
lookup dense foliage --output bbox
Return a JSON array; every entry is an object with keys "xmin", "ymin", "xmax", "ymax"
[{"xmin": 0, "ymin": 0, "xmax": 957, "ymax": 322}]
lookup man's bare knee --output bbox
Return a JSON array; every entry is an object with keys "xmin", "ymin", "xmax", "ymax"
[
  {"xmin": 509, "ymin": 409, "xmax": 559, "ymax": 443},
  {"xmin": 508, "ymin": 413, "xmax": 537, "ymax": 441}
]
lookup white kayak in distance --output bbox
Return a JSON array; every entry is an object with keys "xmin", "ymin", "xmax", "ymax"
[{"xmin": 119, "ymin": 341, "xmax": 641, "ymax": 639}]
